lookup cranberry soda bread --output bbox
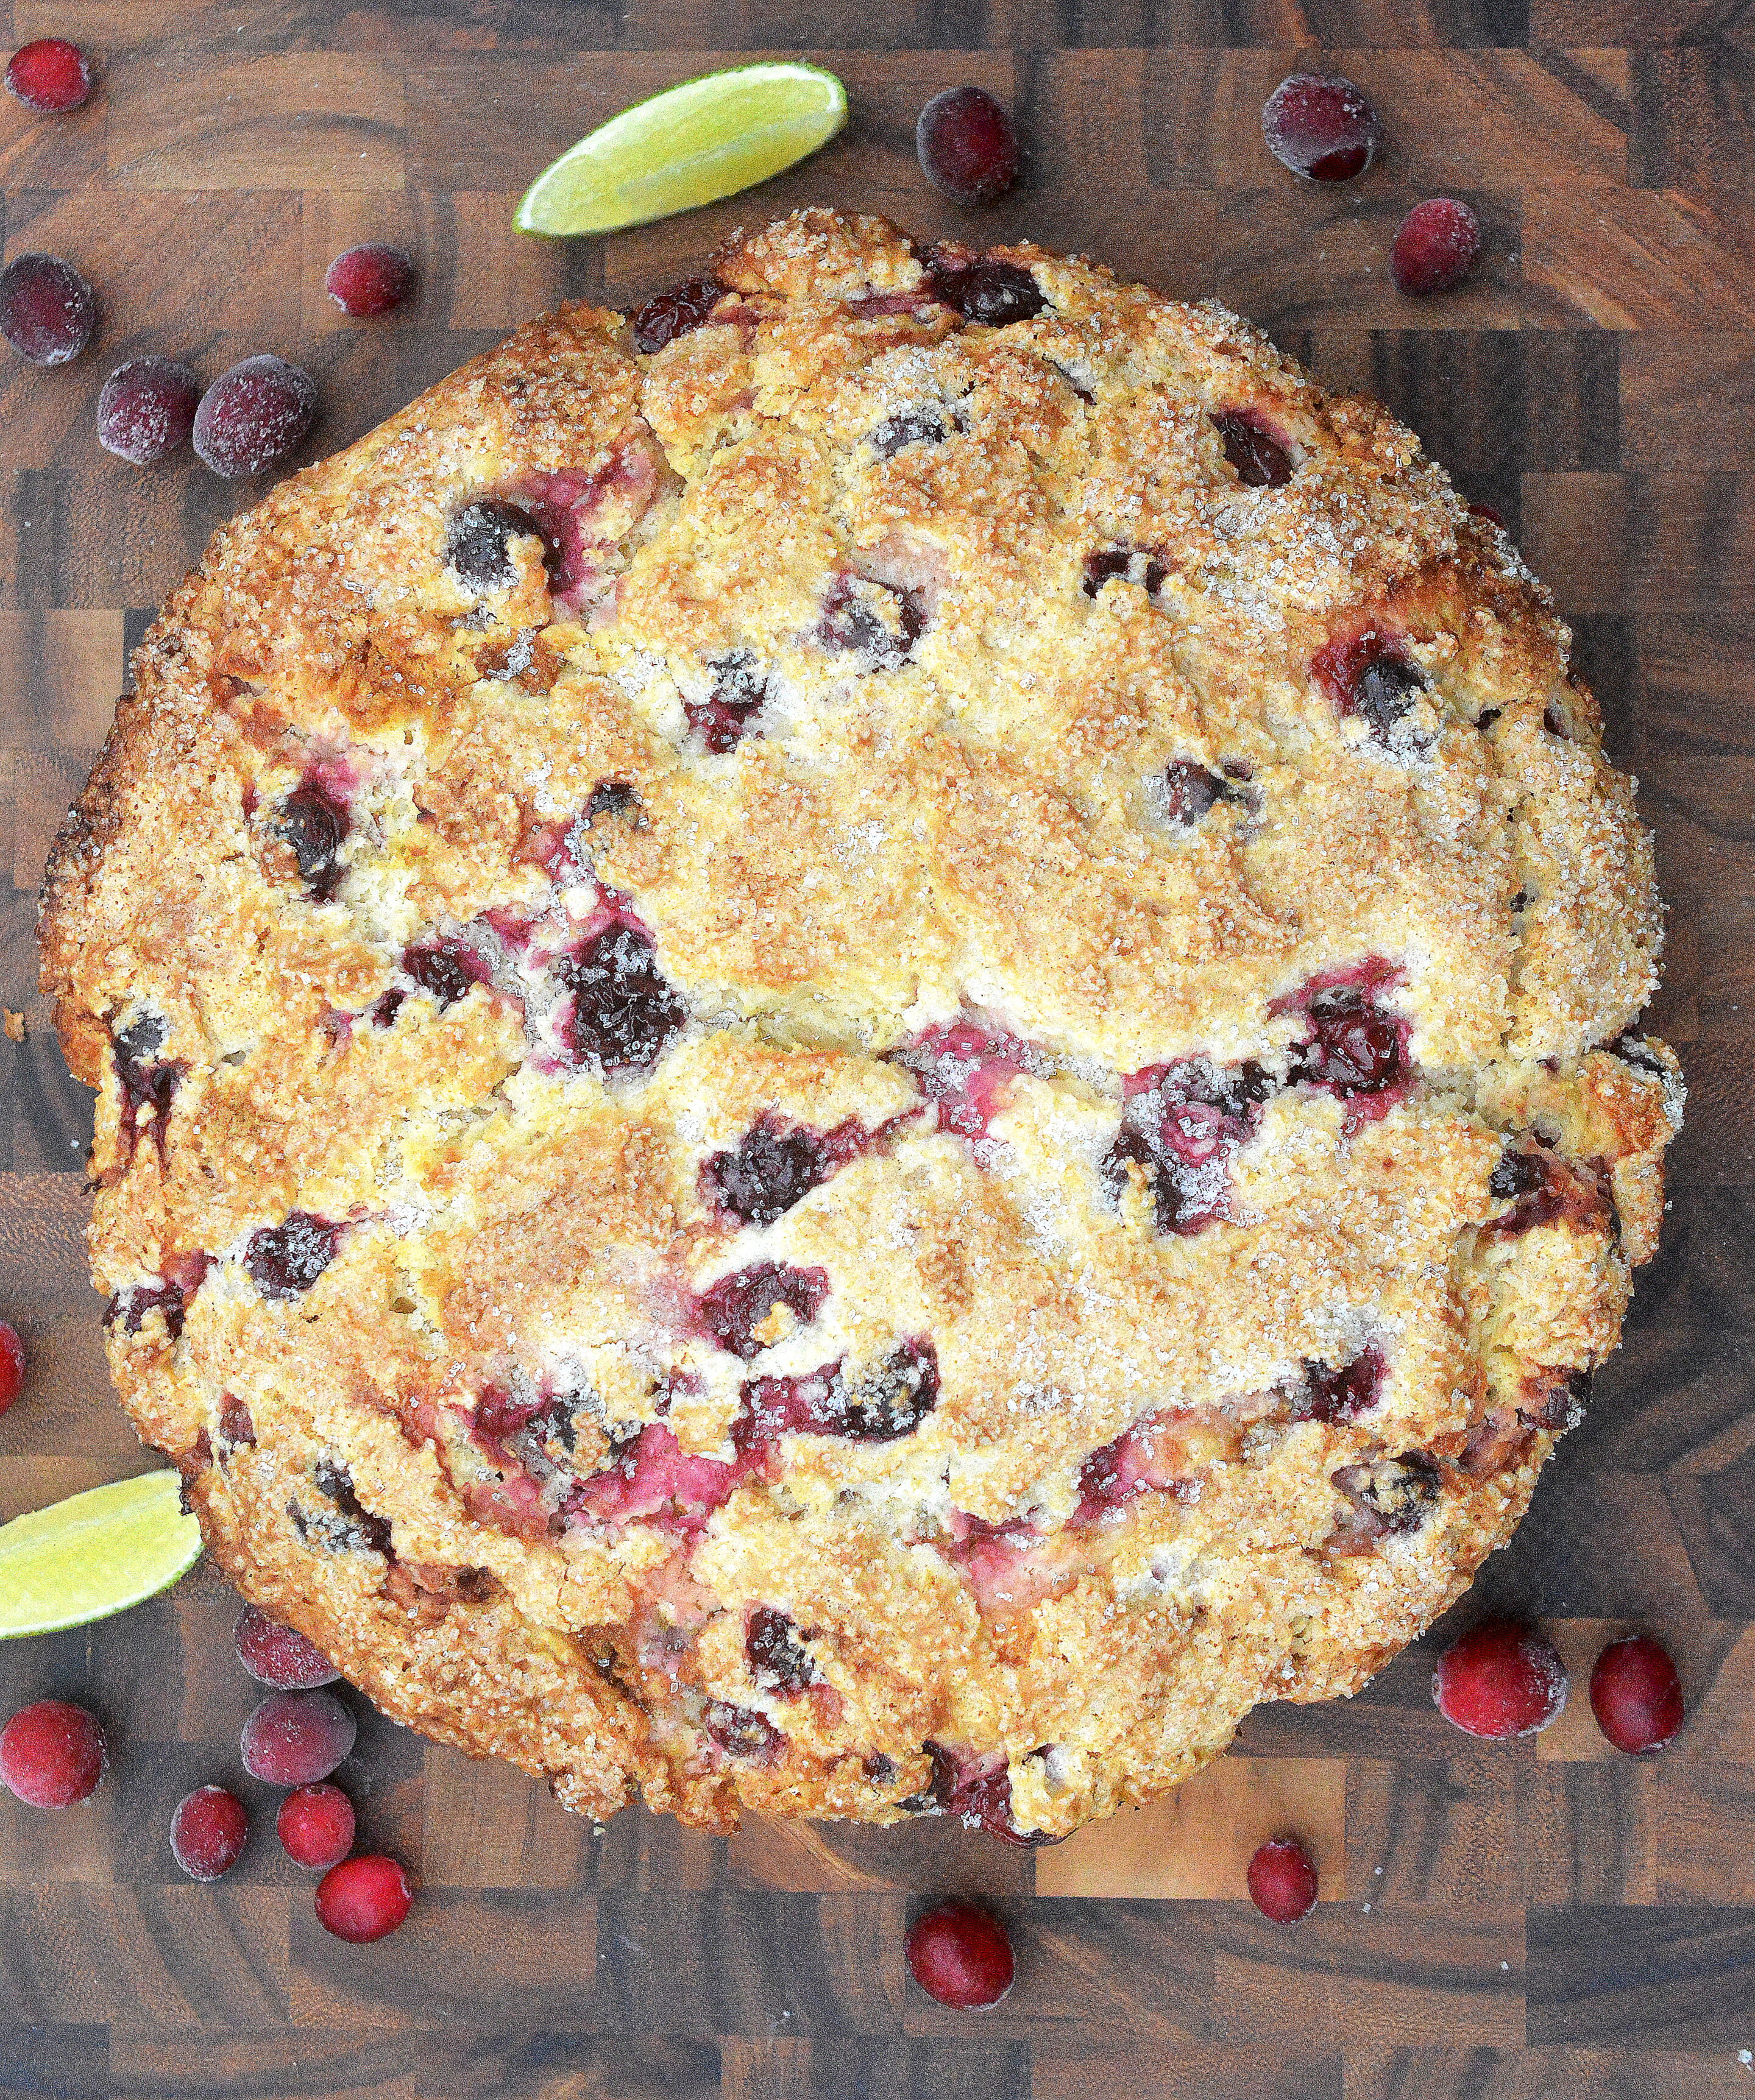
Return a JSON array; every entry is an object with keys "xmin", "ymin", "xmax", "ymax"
[{"xmin": 40, "ymin": 213, "xmax": 1680, "ymax": 1839}]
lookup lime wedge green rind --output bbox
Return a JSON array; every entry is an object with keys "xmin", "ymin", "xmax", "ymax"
[
  {"xmin": 0, "ymin": 1471, "xmax": 201, "ymax": 1638},
  {"xmin": 515, "ymin": 62, "xmax": 848, "ymax": 238}
]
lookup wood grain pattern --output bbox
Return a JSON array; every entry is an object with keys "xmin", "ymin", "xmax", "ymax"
[{"xmin": 0, "ymin": 3, "xmax": 1751, "ymax": 2094}]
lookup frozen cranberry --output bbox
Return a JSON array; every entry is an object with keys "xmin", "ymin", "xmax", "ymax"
[
  {"xmin": 277, "ymin": 1781, "xmax": 355, "ymax": 1869},
  {"xmin": 704, "ymin": 1115, "xmax": 831, "ymax": 1226},
  {"xmin": 0, "ymin": 1319, "xmax": 24, "ymax": 1413},
  {"xmin": 843, "ymin": 1338, "xmax": 940, "ymax": 1440},
  {"xmin": 444, "ymin": 498, "xmax": 545, "ymax": 595},
  {"xmin": 558, "ymin": 922, "xmax": 687, "ymax": 1078},
  {"xmin": 1247, "ymin": 1836, "xmax": 1319, "ymax": 1923},
  {"xmin": 1161, "ymin": 760, "xmax": 1232, "ymax": 825},
  {"xmin": 685, "ymin": 650, "xmax": 768, "ymax": 754},
  {"xmin": 97, "ymin": 356, "xmax": 200, "ymax": 465},
  {"xmin": 632, "ymin": 275, "xmax": 725, "ymax": 355},
  {"xmin": 0, "ymin": 253, "xmax": 94, "ymax": 366},
  {"xmin": 1433, "ymin": 1621, "xmax": 1567, "ymax": 1739},
  {"xmin": 747, "ymin": 1606, "xmax": 817, "ymax": 1694},
  {"xmin": 933, "ymin": 257, "xmax": 1044, "ymax": 326},
  {"xmin": 1261, "ymin": 73, "xmax": 1381, "ymax": 182},
  {"xmin": 1392, "ymin": 199, "xmax": 1481, "ymax": 297},
  {"xmin": 916, "ymin": 86, "xmax": 1019, "ymax": 205},
  {"xmin": 906, "ymin": 1901, "xmax": 1015, "ymax": 2009},
  {"xmin": 0, "ymin": 1699, "xmax": 105, "ymax": 1806},
  {"xmin": 325, "ymin": 242, "xmax": 416, "ymax": 317},
  {"xmin": 1290, "ymin": 983, "xmax": 1408, "ymax": 1097},
  {"xmin": 245, "ymin": 1212, "xmax": 341, "ymax": 1301},
  {"xmin": 706, "ymin": 1700, "xmax": 785, "ymax": 1764},
  {"xmin": 1289, "ymin": 1347, "xmax": 1385, "ymax": 1424},
  {"xmin": 192, "ymin": 355, "xmax": 316, "ymax": 478},
  {"xmin": 402, "ymin": 935, "xmax": 490, "ymax": 1009},
  {"xmin": 169, "ymin": 1785, "xmax": 249, "ymax": 1881},
  {"xmin": 5, "ymin": 38, "xmax": 92, "ymax": 112},
  {"xmin": 239, "ymin": 1689, "xmax": 356, "ymax": 1786},
  {"xmin": 1590, "ymin": 1635, "xmax": 1684, "ymax": 1755},
  {"xmin": 314, "ymin": 1853, "xmax": 413, "ymax": 1942},
  {"xmin": 698, "ymin": 1261, "xmax": 829, "ymax": 1360},
  {"xmin": 234, "ymin": 1603, "xmax": 341, "ymax": 1689},
  {"xmin": 1214, "ymin": 410, "xmax": 1293, "ymax": 488},
  {"xmin": 274, "ymin": 782, "xmax": 349, "ymax": 897},
  {"xmin": 871, "ymin": 405, "xmax": 949, "ymax": 458}
]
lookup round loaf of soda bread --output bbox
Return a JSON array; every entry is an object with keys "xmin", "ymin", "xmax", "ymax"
[{"xmin": 40, "ymin": 211, "xmax": 1681, "ymax": 1838}]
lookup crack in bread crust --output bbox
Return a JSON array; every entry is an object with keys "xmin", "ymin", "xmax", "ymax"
[{"xmin": 40, "ymin": 210, "xmax": 1679, "ymax": 1839}]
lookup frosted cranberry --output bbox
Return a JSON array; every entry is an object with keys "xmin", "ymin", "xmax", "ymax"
[
  {"xmin": 1247, "ymin": 1836, "xmax": 1319, "ymax": 1923},
  {"xmin": 1102, "ymin": 1059, "xmax": 1270, "ymax": 1236},
  {"xmin": 1590, "ymin": 1635, "xmax": 1684, "ymax": 1755},
  {"xmin": 632, "ymin": 275, "xmax": 725, "ymax": 355},
  {"xmin": 933, "ymin": 257, "xmax": 1044, "ymax": 326},
  {"xmin": 1290, "ymin": 1346, "xmax": 1385, "ymax": 1424},
  {"xmin": 916, "ymin": 86, "xmax": 1019, "ymax": 205},
  {"xmin": 843, "ymin": 1338, "xmax": 939, "ymax": 1440},
  {"xmin": 0, "ymin": 1319, "xmax": 24, "ymax": 1413},
  {"xmin": 325, "ymin": 242, "xmax": 416, "ymax": 317},
  {"xmin": 1161, "ymin": 760, "xmax": 1232, "ymax": 825},
  {"xmin": 1261, "ymin": 73, "xmax": 1381, "ymax": 182},
  {"xmin": 1392, "ymin": 199, "xmax": 1482, "ymax": 297},
  {"xmin": 240, "ymin": 1689, "xmax": 356, "ymax": 1785},
  {"xmin": 402, "ymin": 936, "xmax": 489, "ymax": 1009},
  {"xmin": 0, "ymin": 1699, "xmax": 105, "ymax": 1807},
  {"xmin": 1214, "ymin": 411, "xmax": 1293, "ymax": 488},
  {"xmin": 558, "ymin": 922, "xmax": 686, "ymax": 1078},
  {"xmin": 704, "ymin": 1115, "xmax": 831, "ymax": 1226},
  {"xmin": 1083, "ymin": 546, "xmax": 1166, "ymax": 596},
  {"xmin": 192, "ymin": 355, "xmax": 316, "ymax": 478},
  {"xmin": 871, "ymin": 406, "xmax": 949, "ymax": 458},
  {"xmin": 277, "ymin": 1781, "xmax": 355, "ymax": 1868},
  {"xmin": 685, "ymin": 650, "xmax": 768, "ymax": 754},
  {"xmin": 97, "ymin": 356, "xmax": 200, "ymax": 465},
  {"xmin": 747, "ymin": 1606, "xmax": 817, "ymax": 1694},
  {"xmin": 698, "ymin": 1261, "xmax": 829, "ymax": 1360},
  {"xmin": 816, "ymin": 574, "xmax": 924, "ymax": 666},
  {"xmin": 169, "ymin": 1785, "xmax": 248, "ymax": 1881},
  {"xmin": 444, "ymin": 498, "xmax": 545, "ymax": 595},
  {"xmin": 0, "ymin": 253, "xmax": 94, "ymax": 366},
  {"xmin": 5, "ymin": 38, "xmax": 92, "ymax": 111},
  {"xmin": 1290, "ymin": 985, "xmax": 1407, "ymax": 1097},
  {"xmin": 245, "ymin": 1212, "xmax": 341, "ymax": 1301},
  {"xmin": 315, "ymin": 1853, "xmax": 413, "ymax": 1942},
  {"xmin": 275, "ymin": 782, "xmax": 349, "ymax": 897},
  {"xmin": 235, "ymin": 1603, "xmax": 341, "ymax": 1689},
  {"xmin": 706, "ymin": 1700, "xmax": 785, "ymax": 1764},
  {"xmin": 906, "ymin": 1901, "xmax": 1015, "ymax": 2009},
  {"xmin": 1433, "ymin": 1621, "xmax": 1567, "ymax": 1739}
]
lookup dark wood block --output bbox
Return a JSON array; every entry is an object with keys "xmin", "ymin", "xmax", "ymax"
[
  {"xmin": 721, "ymin": 2034, "xmax": 1027, "ymax": 2100},
  {"xmin": 1526, "ymin": 1904, "xmax": 1755, "ymax": 2046},
  {"xmin": 0, "ymin": 2024, "xmax": 108, "ymax": 2100},
  {"xmin": 108, "ymin": 2025, "xmax": 422, "ymax": 2099},
  {"xmin": 400, "ymin": 2029, "xmax": 720, "ymax": 2099},
  {"xmin": 1346, "ymin": 2046, "xmax": 1755, "ymax": 2099},
  {"xmin": 1032, "ymin": 2037, "xmax": 1343, "ymax": 2099},
  {"xmin": 1622, "ymin": 336, "xmax": 1755, "ymax": 469}
]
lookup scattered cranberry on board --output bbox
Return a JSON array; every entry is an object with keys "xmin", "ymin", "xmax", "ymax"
[
  {"xmin": 234, "ymin": 1603, "xmax": 342, "ymax": 1689},
  {"xmin": 1590, "ymin": 1635, "xmax": 1685, "ymax": 1755},
  {"xmin": 315, "ymin": 1853, "xmax": 414, "ymax": 1942},
  {"xmin": 239, "ymin": 1689, "xmax": 356, "ymax": 1786},
  {"xmin": 1247, "ymin": 1836, "xmax": 1320, "ymax": 1923},
  {"xmin": 325, "ymin": 243, "xmax": 417, "ymax": 317},
  {"xmin": 1392, "ymin": 198, "xmax": 1482, "ymax": 295},
  {"xmin": 4, "ymin": 38, "xmax": 93, "ymax": 113},
  {"xmin": 1433, "ymin": 1620, "xmax": 1568, "ymax": 1739},
  {"xmin": 0, "ymin": 252, "xmax": 95, "ymax": 366},
  {"xmin": 916, "ymin": 86, "xmax": 1019, "ymax": 205},
  {"xmin": 0, "ymin": 1319, "xmax": 24, "ymax": 1413},
  {"xmin": 98, "ymin": 356, "xmax": 200, "ymax": 465},
  {"xmin": 191, "ymin": 355, "xmax": 316, "ymax": 477},
  {"xmin": 0, "ymin": 1699, "xmax": 106, "ymax": 1807},
  {"xmin": 905, "ymin": 1900, "xmax": 1015, "ymax": 2009},
  {"xmin": 277, "ymin": 1783, "xmax": 356, "ymax": 1870},
  {"xmin": 169, "ymin": 1784, "xmax": 249, "ymax": 1881},
  {"xmin": 1261, "ymin": 72, "xmax": 1381, "ymax": 182}
]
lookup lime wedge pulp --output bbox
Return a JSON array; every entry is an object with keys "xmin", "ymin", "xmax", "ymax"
[
  {"xmin": 0, "ymin": 1471, "xmax": 201, "ymax": 1638},
  {"xmin": 514, "ymin": 62, "xmax": 848, "ymax": 238}
]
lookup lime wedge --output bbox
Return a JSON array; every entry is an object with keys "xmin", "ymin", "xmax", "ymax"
[
  {"xmin": 514, "ymin": 62, "xmax": 848, "ymax": 238},
  {"xmin": 0, "ymin": 1471, "xmax": 201, "ymax": 1638}
]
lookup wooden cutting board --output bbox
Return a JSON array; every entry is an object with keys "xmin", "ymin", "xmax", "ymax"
[{"xmin": 1, "ymin": 7, "xmax": 1750, "ymax": 2096}]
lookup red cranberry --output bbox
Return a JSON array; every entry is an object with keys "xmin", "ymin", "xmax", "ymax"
[
  {"xmin": 239, "ymin": 1689, "xmax": 356, "ymax": 1785},
  {"xmin": 1214, "ymin": 411, "xmax": 1293, "ymax": 488},
  {"xmin": 325, "ymin": 242, "xmax": 416, "ymax": 317},
  {"xmin": 1433, "ymin": 1621, "xmax": 1567, "ymax": 1739},
  {"xmin": 315, "ymin": 1853, "xmax": 413, "ymax": 1942},
  {"xmin": 1247, "ymin": 1836, "xmax": 1319, "ymax": 1923},
  {"xmin": 916, "ymin": 87, "xmax": 1019, "ymax": 205},
  {"xmin": 684, "ymin": 650, "xmax": 768, "ymax": 753},
  {"xmin": 0, "ymin": 1319, "xmax": 24, "ymax": 1413},
  {"xmin": 906, "ymin": 1901, "xmax": 1015, "ymax": 2009},
  {"xmin": 97, "ymin": 356, "xmax": 200, "ymax": 465},
  {"xmin": 0, "ymin": 1699, "xmax": 106, "ymax": 1807},
  {"xmin": 234, "ymin": 1603, "xmax": 341, "ymax": 1689},
  {"xmin": 698, "ymin": 1261, "xmax": 829, "ymax": 1360},
  {"xmin": 746, "ymin": 1607, "xmax": 817, "ymax": 1694},
  {"xmin": 631, "ymin": 275, "xmax": 725, "ymax": 355},
  {"xmin": 274, "ymin": 781, "xmax": 349, "ymax": 898},
  {"xmin": 871, "ymin": 406, "xmax": 950, "ymax": 458},
  {"xmin": 5, "ymin": 38, "xmax": 92, "ymax": 112},
  {"xmin": 1290, "ymin": 1346, "xmax": 1385, "ymax": 1425},
  {"xmin": 277, "ymin": 1782, "xmax": 355, "ymax": 1869},
  {"xmin": 1392, "ymin": 199, "xmax": 1481, "ymax": 297},
  {"xmin": 169, "ymin": 1784, "xmax": 249, "ymax": 1881},
  {"xmin": 558, "ymin": 921, "xmax": 687, "ymax": 1078},
  {"xmin": 444, "ymin": 498, "xmax": 546, "ymax": 595},
  {"xmin": 704, "ymin": 1115, "xmax": 832, "ymax": 1226},
  {"xmin": 192, "ymin": 355, "xmax": 316, "ymax": 478},
  {"xmin": 0, "ymin": 253, "xmax": 95, "ymax": 366},
  {"xmin": 244, "ymin": 1212, "xmax": 341, "ymax": 1301},
  {"xmin": 1261, "ymin": 72, "xmax": 1381, "ymax": 182},
  {"xmin": 932, "ymin": 256, "xmax": 1044, "ymax": 326},
  {"xmin": 1589, "ymin": 1635, "xmax": 1684, "ymax": 1755}
]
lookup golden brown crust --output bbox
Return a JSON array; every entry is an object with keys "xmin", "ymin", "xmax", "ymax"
[{"xmin": 40, "ymin": 213, "xmax": 1679, "ymax": 1839}]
